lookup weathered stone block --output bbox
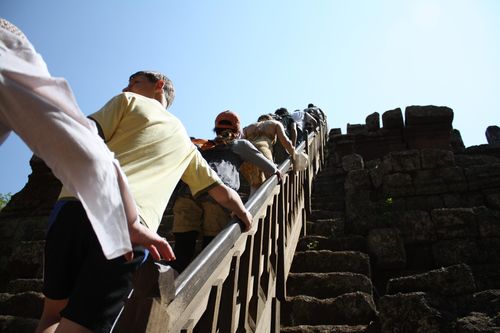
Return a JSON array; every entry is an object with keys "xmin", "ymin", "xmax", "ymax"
[
  {"xmin": 378, "ymin": 292, "xmax": 448, "ymax": 333},
  {"xmin": 306, "ymin": 217, "xmax": 344, "ymax": 237},
  {"xmin": 381, "ymin": 108, "xmax": 403, "ymax": 129},
  {"xmin": 1, "ymin": 156, "xmax": 61, "ymax": 218},
  {"xmin": 465, "ymin": 163, "xmax": 500, "ymax": 191},
  {"xmin": 347, "ymin": 124, "xmax": 365, "ymax": 135},
  {"xmin": 383, "ymin": 150, "xmax": 421, "ymax": 172},
  {"xmin": 284, "ymin": 292, "xmax": 376, "ymax": 326},
  {"xmin": 456, "ymin": 312, "xmax": 498, "ymax": 333},
  {"xmin": 0, "ymin": 292, "xmax": 43, "ymax": 319},
  {"xmin": 404, "ymin": 105, "xmax": 454, "ymax": 128},
  {"xmin": 486, "ymin": 125, "xmax": 500, "ymax": 145},
  {"xmin": 386, "ymin": 264, "xmax": 476, "ymax": 296},
  {"xmin": 474, "ymin": 207, "xmax": 500, "ymax": 238},
  {"xmin": 287, "ymin": 272, "xmax": 373, "ymax": 299},
  {"xmin": 391, "ymin": 210, "xmax": 437, "ymax": 244},
  {"xmin": 355, "ymin": 129, "xmax": 407, "ymax": 162},
  {"xmin": 484, "ymin": 190, "xmax": 500, "ymax": 210},
  {"xmin": 366, "ymin": 228, "xmax": 406, "ymax": 269},
  {"xmin": 431, "ymin": 208, "xmax": 478, "ymax": 240},
  {"xmin": 471, "ymin": 289, "xmax": 500, "ymax": 315},
  {"xmin": 331, "ymin": 134, "xmax": 355, "ymax": 159},
  {"xmin": 471, "ymin": 263, "xmax": 500, "ymax": 290},
  {"xmin": 455, "ymin": 154, "xmax": 500, "ymax": 168},
  {"xmin": 329, "ymin": 128, "xmax": 342, "ymax": 137},
  {"xmin": 7, "ymin": 241, "xmax": 44, "ymax": 280},
  {"xmin": 291, "ymin": 251, "xmax": 371, "ymax": 277},
  {"xmin": 413, "ymin": 167, "xmax": 467, "ymax": 195},
  {"xmin": 368, "ymin": 163, "xmax": 384, "ymax": 189},
  {"xmin": 345, "ymin": 170, "xmax": 372, "ymax": 192},
  {"xmin": 365, "ymin": 112, "xmax": 380, "ymax": 132},
  {"xmin": 6, "ymin": 279, "xmax": 43, "ymax": 293},
  {"xmin": 420, "ymin": 149, "xmax": 455, "ymax": 169},
  {"xmin": 405, "ymin": 195, "xmax": 444, "ymax": 211},
  {"xmin": 450, "ymin": 128, "xmax": 466, "ymax": 153},
  {"xmin": 443, "ymin": 193, "xmax": 464, "ymax": 208},
  {"xmin": 382, "ymin": 173, "xmax": 414, "ymax": 197},
  {"xmin": 342, "ymin": 154, "xmax": 364, "ymax": 172},
  {"xmin": 404, "ymin": 126, "xmax": 452, "ymax": 150},
  {"xmin": 465, "ymin": 192, "xmax": 486, "ymax": 207},
  {"xmin": 432, "ymin": 239, "xmax": 480, "ymax": 266},
  {"xmin": 405, "ymin": 244, "xmax": 436, "ymax": 270},
  {"xmin": 0, "ymin": 315, "xmax": 39, "ymax": 333},
  {"xmin": 345, "ymin": 190, "xmax": 372, "ymax": 221},
  {"xmin": 477, "ymin": 238, "xmax": 500, "ymax": 264}
]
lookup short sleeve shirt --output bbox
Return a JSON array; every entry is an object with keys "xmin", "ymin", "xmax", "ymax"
[{"xmin": 89, "ymin": 92, "xmax": 220, "ymax": 231}]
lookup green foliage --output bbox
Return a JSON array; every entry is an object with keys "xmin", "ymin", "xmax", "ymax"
[
  {"xmin": 372, "ymin": 196, "xmax": 395, "ymax": 227},
  {"xmin": 306, "ymin": 240, "xmax": 319, "ymax": 250},
  {"xmin": 0, "ymin": 193, "xmax": 12, "ymax": 211}
]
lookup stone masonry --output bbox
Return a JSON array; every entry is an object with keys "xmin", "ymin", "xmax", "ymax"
[{"xmin": 1, "ymin": 105, "xmax": 499, "ymax": 332}]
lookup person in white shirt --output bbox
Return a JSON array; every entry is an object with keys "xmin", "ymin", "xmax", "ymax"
[{"xmin": 0, "ymin": 18, "xmax": 174, "ymax": 333}]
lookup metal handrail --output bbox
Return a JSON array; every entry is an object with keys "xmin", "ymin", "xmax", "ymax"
[{"xmin": 115, "ymin": 122, "xmax": 328, "ymax": 333}]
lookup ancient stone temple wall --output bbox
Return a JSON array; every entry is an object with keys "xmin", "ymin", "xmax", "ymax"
[{"xmin": 320, "ymin": 105, "xmax": 500, "ymax": 332}]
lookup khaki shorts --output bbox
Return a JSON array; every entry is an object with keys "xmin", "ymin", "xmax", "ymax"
[{"xmin": 172, "ymin": 196, "xmax": 231, "ymax": 236}]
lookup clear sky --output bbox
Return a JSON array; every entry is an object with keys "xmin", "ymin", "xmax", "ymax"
[{"xmin": 1, "ymin": 0, "xmax": 499, "ymax": 195}]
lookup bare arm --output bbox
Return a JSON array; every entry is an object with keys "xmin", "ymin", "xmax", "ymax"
[
  {"xmin": 208, "ymin": 184, "xmax": 253, "ymax": 231},
  {"xmin": 290, "ymin": 122, "xmax": 297, "ymax": 147},
  {"xmin": 233, "ymin": 140, "xmax": 278, "ymax": 175},
  {"xmin": 275, "ymin": 122, "xmax": 296, "ymax": 156}
]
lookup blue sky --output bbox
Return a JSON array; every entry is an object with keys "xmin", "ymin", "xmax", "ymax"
[{"xmin": 1, "ymin": 0, "xmax": 500, "ymax": 195}]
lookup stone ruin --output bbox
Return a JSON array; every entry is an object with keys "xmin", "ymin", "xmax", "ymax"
[{"xmin": 1, "ymin": 104, "xmax": 499, "ymax": 332}]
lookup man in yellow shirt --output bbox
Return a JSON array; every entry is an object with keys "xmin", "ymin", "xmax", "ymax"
[{"xmin": 40, "ymin": 70, "xmax": 252, "ymax": 333}]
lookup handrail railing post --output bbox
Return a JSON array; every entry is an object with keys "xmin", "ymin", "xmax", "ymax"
[{"xmin": 116, "ymin": 120, "xmax": 329, "ymax": 332}]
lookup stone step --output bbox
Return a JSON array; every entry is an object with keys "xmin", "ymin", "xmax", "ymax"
[
  {"xmin": 308, "ymin": 210, "xmax": 344, "ymax": 222},
  {"xmin": 297, "ymin": 235, "xmax": 366, "ymax": 252},
  {"xmin": 287, "ymin": 272, "xmax": 373, "ymax": 299},
  {"xmin": 6, "ymin": 279, "xmax": 43, "ymax": 293},
  {"xmin": 312, "ymin": 180, "xmax": 346, "ymax": 196},
  {"xmin": 280, "ymin": 324, "xmax": 368, "ymax": 333},
  {"xmin": 291, "ymin": 251, "xmax": 371, "ymax": 277},
  {"xmin": 6, "ymin": 241, "xmax": 44, "ymax": 280},
  {"xmin": 0, "ymin": 315, "xmax": 38, "ymax": 333},
  {"xmin": 311, "ymin": 198, "xmax": 345, "ymax": 212},
  {"xmin": 306, "ymin": 217, "xmax": 345, "ymax": 237},
  {"xmin": 0, "ymin": 292, "xmax": 43, "ymax": 319},
  {"xmin": 281, "ymin": 292, "xmax": 377, "ymax": 326},
  {"xmin": 386, "ymin": 263, "xmax": 476, "ymax": 297},
  {"xmin": 313, "ymin": 167, "xmax": 345, "ymax": 179}
]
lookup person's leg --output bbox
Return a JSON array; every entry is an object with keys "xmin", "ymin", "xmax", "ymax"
[
  {"xmin": 61, "ymin": 248, "xmax": 144, "ymax": 333},
  {"xmin": 56, "ymin": 318, "xmax": 93, "ymax": 333},
  {"xmin": 35, "ymin": 298, "xmax": 68, "ymax": 333},
  {"xmin": 41, "ymin": 201, "xmax": 144, "ymax": 333},
  {"xmin": 172, "ymin": 231, "xmax": 198, "ymax": 273},
  {"xmin": 37, "ymin": 201, "xmax": 81, "ymax": 333},
  {"xmin": 36, "ymin": 298, "xmax": 93, "ymax": 333},
  {"xmin": 202, "ymin": 236, "xmax": 214, "ymax": 248},
  {"xmin": 201, "ymin": 200, "xmax": 231, "ymax": 247},
  {"xmin": 171, "ymin": 196, "xmax": 203, "ymax": 273}
]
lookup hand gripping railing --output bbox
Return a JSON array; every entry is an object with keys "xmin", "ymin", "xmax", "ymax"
[{"xmin": 115, "ymin": 122, "xmax": 328, "ymax": 333}]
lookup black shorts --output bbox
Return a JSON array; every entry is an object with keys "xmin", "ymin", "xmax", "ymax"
[{"xmin": 43, "ymin": 200, "xmax": 147, "ymax": 333}]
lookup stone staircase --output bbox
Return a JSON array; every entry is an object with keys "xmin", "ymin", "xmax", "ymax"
[
  {"xmin": 0, "ymin": 157, "xmax": 59, "ymax": 332},
  {"xmin": 280, "ymin": 157, "xmax": 378, "ymax": 333},
  {"xmin": 280, "ymin": 105, "xmax": 500, "ymax": 332},
  {"xmin": 0, "ymin": 228, "xmax": 45, "ymax": 332},
  {"xmin": 1, "ymin": 105, "xmax": 500, "ymax": 332}
]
